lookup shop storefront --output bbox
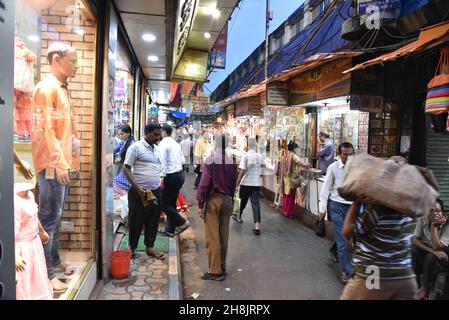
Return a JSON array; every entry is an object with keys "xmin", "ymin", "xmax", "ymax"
[{"xmin": 1, "ymin": 0, "xmax": 100, "ymax": 300}]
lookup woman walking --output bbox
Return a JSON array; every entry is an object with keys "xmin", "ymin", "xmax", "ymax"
[{"xmin": 280, "ymin": 141, "xmax": 311, "ymax": 218}]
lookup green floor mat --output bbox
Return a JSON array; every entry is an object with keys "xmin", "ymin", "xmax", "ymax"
[{"xmin": 118, "ymin": 234, "xmax": 169, "ymax": 253}]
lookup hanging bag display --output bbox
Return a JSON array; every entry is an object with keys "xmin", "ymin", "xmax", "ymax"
[{"xmin": 425, "ymin": 47, "xmax": 449, "ymax": 115}]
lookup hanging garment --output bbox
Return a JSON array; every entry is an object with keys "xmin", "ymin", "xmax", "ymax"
[
  {"xmin": 14, "ymin": 36, "xmax": 36, "ymax": 93},
  {"xmin": 14, "ymin": 89, "xmax": 32, "ymax": 136}
]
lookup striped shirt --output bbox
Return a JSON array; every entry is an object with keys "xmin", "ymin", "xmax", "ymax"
[{"xmin": 352, "ymin": 204, "xmax": 417, "ymax": 280}]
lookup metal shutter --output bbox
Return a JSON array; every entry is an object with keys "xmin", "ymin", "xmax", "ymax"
[{"xmin": 426, "ymin": 129, "xmax": 449, "ymax": 205}]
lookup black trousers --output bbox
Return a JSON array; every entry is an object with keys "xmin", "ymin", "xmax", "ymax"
[
  {"xmin": 412, "ymin": 245, "xmax": 449, "ymax": 289},
  {"xmin": 128, "ymin": 187, "xmax": 162, "ymax": 250},
  {"xmin": 194, "ymin": 166, "xmax": 202, "ymax": 188},
  {"xmin": 162, "ymin": 171, "xmax": 186, "ymax": 233},
  {"xmin": 239, "ymin": 185, "xmax": 261, "ymax": 223}
]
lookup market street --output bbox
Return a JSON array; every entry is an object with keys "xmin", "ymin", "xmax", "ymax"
[{"xmin": 179, "ymin": 173, "xmax": 344, "ymax": 300}]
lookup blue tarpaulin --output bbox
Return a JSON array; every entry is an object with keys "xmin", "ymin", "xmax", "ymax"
[
  {"xmin": 228, "ymin": 0, "xmax": 351, "ymax": 95},
  {"xmin": 226, "ymin": 0, "xmax": 432, "ymax": 97},
  {"xmin": 169, "ymin": 111, "xmax": 188, "ymax": 119}
]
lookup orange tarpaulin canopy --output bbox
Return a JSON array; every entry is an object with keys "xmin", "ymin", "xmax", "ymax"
[{"xmin": 344, "ymin": 21, "xmax": 449, "ymax": 74}]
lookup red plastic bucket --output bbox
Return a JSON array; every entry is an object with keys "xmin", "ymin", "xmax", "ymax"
[{"xmin": 110, "ymin": 250, "xmax": 131, "ymax": 279}]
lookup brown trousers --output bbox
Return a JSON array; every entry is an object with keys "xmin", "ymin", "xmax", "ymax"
[
  {"xmin": 340, "ymin": 275, "xmax": 417, "ymax": 300},
  {"xmin": 204, "ymin": 193, "xmax": 233, "ymax": 274}
]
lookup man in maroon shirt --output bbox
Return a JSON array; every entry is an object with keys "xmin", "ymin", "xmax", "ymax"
[{"xmin": 197, "ymin": 134, "xmax": 237, "ymax": 281}]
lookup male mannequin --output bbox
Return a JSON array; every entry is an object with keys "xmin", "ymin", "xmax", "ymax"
[{"xmin": 31, "ymin": 43, "xmax": 80, "ymax": 295}]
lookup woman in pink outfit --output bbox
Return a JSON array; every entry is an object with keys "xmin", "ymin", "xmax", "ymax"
[{"xmin": 14, "ymin": 183, "xmax": 53, "ymax": 300}]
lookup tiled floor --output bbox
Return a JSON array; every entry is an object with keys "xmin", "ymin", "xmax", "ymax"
[{"xmin": 96, "ymin": 252, "xmax": 169, "ymax": 300}]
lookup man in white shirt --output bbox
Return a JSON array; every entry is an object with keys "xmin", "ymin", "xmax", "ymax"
[
  {"xmin": 123, "ymin": 122, "xmax": 165, "ymax": 260},
  {"xmin": 159, "ymin": 124, "xmax": 189, "ymax": 236},
  {"xmin": 180, "ymin": 136, "xmax": 194, "ymax": 173},
  {"xmin": 319, "ymin": 142, "xmax": 354, "ymax": 284},
  {"xmin": 234, "ymin": 137, "xmax": 266, "ymax": 235}
]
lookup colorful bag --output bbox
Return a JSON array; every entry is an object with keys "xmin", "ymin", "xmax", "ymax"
[{"xmin": 426, "ymin": 47, "xmax": 449, "ymax": 114}]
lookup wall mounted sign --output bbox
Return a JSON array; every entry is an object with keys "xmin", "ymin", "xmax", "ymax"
[
  {"xmin": 208, "ymin": 22, "xmax": 228, "ymax": 69},
  {"xmin": 267, "ymin": 81, "xmax": 288, "ymax": 105},
  {"xmin": 174, "ymin": 50, "xmax": 209, "ymax": 82},
  {"xmin": 172, "ymin": 0, "xmax": 198, "ymax": 77},
  {"xmin": 289, "ymin": 58, "xmax": 352, "ymax": 105}
]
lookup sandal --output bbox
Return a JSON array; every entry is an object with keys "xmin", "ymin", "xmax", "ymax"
[
  {"xmin": 146, "ymin": 249, "xmax": 166, "ymax": 260},
  {"xmin": 232, "ymin": 215, "xmax": 243, "ymax": 223}
]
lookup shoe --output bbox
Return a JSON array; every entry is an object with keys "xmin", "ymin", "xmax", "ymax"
[
  {"xmin": 174, "ymin": 222, "xmax": 190, "ymax": 235},
  {"xmin": 51, "ymin": 277, "xmax": 68, "ymax": 294},
  {"xmin": 341, "ymin": 273, "xmax": 351, "ymax": 285},
  {"xmin": 330, "ymin": 251, "xmax": 339, "ymax": 263},
  {"xmin": 415, "ymin": 287, "xmax": 429, "ymax": 300},
  {"xmin": 232, "ymin": 215, "xmax": 243, "ymax": 223},
  {"xmin": 53, "ymin": 262, "xmax": 68, "ymax": 273},
  {"xmin": 161, "ymin": 230, "xmax": 175, "ymax": 237},
  {"xmin": 253, "ymin": 228, "xmax": 261, "ymax": 235},
  {"xmin": 129, "ymin": 248, "xmax": 137, "ymax": 258},
  {"xmin": 221, "ymin": 264, "xmax": 226, "ymax": 274},
  {"xmin": 201, "ymin": 272, "xmax": 226, "ymax": 281}
]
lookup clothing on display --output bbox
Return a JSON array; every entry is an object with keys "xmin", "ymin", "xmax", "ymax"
[
  {"xmin": 14, "ymin": 36, "xmax": 36, "ymax": 140},
  {"xmin": 14, "ymin": 183, "xmax": 53, "ymax": 300}
]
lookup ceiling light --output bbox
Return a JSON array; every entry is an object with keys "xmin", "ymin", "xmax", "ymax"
[
  {"xmin": 147, "ymin": 55, "xmax": 159, "ymax": 62},
  {"xmin": 75, "ymin": 29, "xmax": 84, "ymax": 35},
  {"xmin": 212, "ymin": 8, "xmax": 221, "ymax": 18},
  {"xmin": 203, "ymin": 4, "xmax": 216, "ymax": 15},
  {"xmin": 204, "ymin": 32, "xmax": 211, "ymax": 39},
  {"xmin": 142, "ymin": 33, "xmax": 156, "ymax": 42},
  {"xmin": 26, "ymin": 35, "xmax": 39, "ymax": 42}
]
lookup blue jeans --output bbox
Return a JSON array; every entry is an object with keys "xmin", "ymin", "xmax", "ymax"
[
  {"xmin": 37, "ymin": 171, "xmax": 69, "ymax": 280},
  {"xmin": 329, "ymin": 200, "xmax": 353, "ymax": 277}
]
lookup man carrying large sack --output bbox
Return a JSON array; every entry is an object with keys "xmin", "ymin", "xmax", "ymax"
[{"xmin": 340, "ymin": 154, "xmax": 439, "ymax": 300}]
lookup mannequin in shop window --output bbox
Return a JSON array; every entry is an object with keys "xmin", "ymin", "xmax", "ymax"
[
  {"xmin": 14, "ymin": 151, "xmax": 53, "ymax": 299},
  {"xmin": 31, "ymin": 43, "xmax": 80, "ymax": 295},
  {"xmin": 279, "ymin": 141, "xmax": 311, "ymax": 218}
]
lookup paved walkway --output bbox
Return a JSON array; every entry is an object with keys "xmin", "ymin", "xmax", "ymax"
[
  {"xmin": 180, "ymin": 173, "xmax": 345, "ymax": 300},
  {"xmin": 97, "ymin": 252, "xmax": 169, "ymax": 300}
]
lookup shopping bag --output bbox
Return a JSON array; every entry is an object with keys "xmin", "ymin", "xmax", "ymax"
[
  {"xmin": 232, "ymin": 191, "xmax": 240, "ymax": 216},
  {"xmin": 425, "ymin": 84, "xmax": 449, "ymax": 114},
  {"xmin": 120, "ymin": 195, "xmax": 128, "ymax": 220},
  {"xmin": 315, "ymin": 218, "xmax": 326, "ymax": 237},
  {"xmin": 426, "ymin": 47, "xmax": 449, "ymax": 114}
]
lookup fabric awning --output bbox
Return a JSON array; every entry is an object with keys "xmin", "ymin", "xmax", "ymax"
[{"xmin": 344, "ymin": 21, "xmax": 449, "ymax": 74}]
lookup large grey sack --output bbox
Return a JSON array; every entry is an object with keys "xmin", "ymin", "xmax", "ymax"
[{"xmin": 338, "ymin": 154, "xmax": 439, "ymax": 217}]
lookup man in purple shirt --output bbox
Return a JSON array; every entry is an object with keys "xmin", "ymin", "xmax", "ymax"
[
  {"xmin": 317, "ymin": 132, "xmax": 335, "ymax": 175},
  {"xmin": 197, "ymin": 134, "xmax": 237, "ymax": 281}
]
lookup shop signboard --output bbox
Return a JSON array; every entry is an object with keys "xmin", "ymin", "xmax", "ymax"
[
  {"xmin": 350, "ymin": 94, "xmax": 384, "ymax": 113},
  {"xmin": 184, "ymin": 93, "xmax": 215, "ymax": 115},
  {"xmin": 172, "ymin": 0, "xmax": 198, "ymax": 76},
  {"xmin": 174, "ymin": 50, "xmax": 209, "ymax": 82},
  {"xmin": 267, "ymin": 81, "xmax": 288, "ymax": 105},
  {"xmin": 248, "ymin": 96, "xmax": 263, "ymax": 115},
  {"xmin": 208, "ymin": 23, "xmax": 228, "ymax": 69},
  {"xmin": 289, "ymin": 58, "xmax": 352, "ymax": 105},
  {"xmin": 236, "ymin": 97, "xmax": 262, "ymax": 117},
  {"xmin": 358, "ymin": 0, "xmax": 402, "ymax": 15},
  {"xmin": 235, "ymin": 98, "xmax": 249, "ymax": 117}
]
